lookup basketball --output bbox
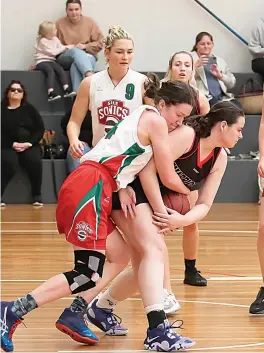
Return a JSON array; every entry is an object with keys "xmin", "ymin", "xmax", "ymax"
[{"xmin": 162, "ymin": 192, "xmax": 190, "ymax": 215}]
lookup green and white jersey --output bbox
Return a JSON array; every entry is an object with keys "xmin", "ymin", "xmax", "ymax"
[
  {"xmin": 81, "ymin": 105, "xmax": 159, "ymax": 189},
  {"xmin": 89, "ymin": 69, "xmax": 146, "ymax": 146}
]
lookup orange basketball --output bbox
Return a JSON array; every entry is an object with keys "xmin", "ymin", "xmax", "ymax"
[{"xmin": 162, "ymin": 192, "xmax": 190, "ymax": 215}]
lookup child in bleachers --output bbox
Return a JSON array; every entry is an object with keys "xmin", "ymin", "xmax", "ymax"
[{"xmin": 34, "ymin": 21, "xmax": 76, "ymax": 102}]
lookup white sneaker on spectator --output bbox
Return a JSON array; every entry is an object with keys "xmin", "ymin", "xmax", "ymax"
[
  {"xmin": 163, "ymin": 289, "xmax": 181, "ymax": 315},
  {"xmin": 48, "ymin": 92, "xmax": 61, "ymax": 102},
  {"xmin": 1, "ymin": 202, "xmax": 6, "ymax": 207},
  {"xmin": 64, "ymin": 88, "xmax": 76, "ymax": 98}
]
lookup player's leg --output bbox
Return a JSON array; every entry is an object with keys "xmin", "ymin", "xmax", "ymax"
[
  {"xmin": 56, "ymin": 226, "xmax": 131, "ymax": 337},
  {"xmin": 1, "ymin": 163, "xmax": 111, "ymax": 351},
  {"xmin": 88, "ymin": 206, "xmax": 195, "ymax": 350},
  {"xmin": 182, "ymin": 190, "xmax": 207, "ymax": 286},
  {"xmin": 249, "ymin": 196, "xmax": 264, "ymax": 314}
]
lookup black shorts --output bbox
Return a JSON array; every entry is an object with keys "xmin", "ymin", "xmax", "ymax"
[{"xmin": 112, "ymin": 177, "xmax": 148, "ymax": 210}]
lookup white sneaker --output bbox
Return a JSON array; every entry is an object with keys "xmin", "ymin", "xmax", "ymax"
[{"xmin": 163, "ymin": 289, "xmax": 181, "ymax": 315}]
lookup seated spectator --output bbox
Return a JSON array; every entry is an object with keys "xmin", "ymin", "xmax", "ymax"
[
  {"xmin": 56, "ymin": 0, "xmax": 103, "ymax": 92},
  {"xmin": 249, "ymin": 18, "xmax": 264, "ymax": 80},
  {"xmin": 163, "ymin": 51, "xmax": 210, "ymax": 115},
  {"xmin": 191, "ymin": 32, "xmax": 240, "ymax": 107},
  {"xmin": 61, "ymin": 98, "xmax": 92, "ymax": 173},
  {"xmin": 1, "ymin": 81, "xmax": 45, "ymax": 206},
  {"xmin": 34, "ymin": 21, "xmax": 76, "ymax": 102}
]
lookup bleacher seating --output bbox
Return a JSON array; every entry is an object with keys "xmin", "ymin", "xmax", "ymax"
[{"xmin": 1, "ymin": 70, "xmax": 263, "ymax": 203}]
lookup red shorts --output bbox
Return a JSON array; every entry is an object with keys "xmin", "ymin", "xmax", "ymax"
[
  {"xmin": 262, "ymin": 190, "xmax": 264, "ymax": 197},
  {"xmin": 56, "ymin": 161, "xmax": 116, "ymax": 250}
]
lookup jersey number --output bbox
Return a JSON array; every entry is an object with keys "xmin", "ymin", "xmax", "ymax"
[{"xmin": 125, "ymin": 84, "xmax": 135, "ymax": 100}]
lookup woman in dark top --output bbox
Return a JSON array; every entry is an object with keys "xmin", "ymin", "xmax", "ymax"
[{"xmin": 1, "ymin": 80, "xmax": 45, "ymax": 206}]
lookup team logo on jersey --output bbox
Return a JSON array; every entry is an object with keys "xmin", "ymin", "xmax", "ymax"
[
  {"xmin": 97, "ymin": 100, "xmax": 130, "ymax": 127},
  {"xmin": 75, "ymin": 221, "xmax": 93, "ymax": 241}
]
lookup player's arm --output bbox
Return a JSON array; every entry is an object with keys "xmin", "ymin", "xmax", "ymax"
[
  {"xmin": 67, "ymin": 77, "xmax": 91, "ymax": 158},
  {"xmin": 147, "ymin": 114, "xmax": 190, "ymax": 195},
  {"xmin": 153, "ymin": 149, "xmax": 227, "ymax": 232},
  {"xmin": 140, "ymin": 125, "xmax": 194, "ymax": 212},
  {"xmin": 139, "ymin": 159, "xmax": 167, "ymax": 213},
  {"xmin": 258, "ymin": 93, "xmax": 264, "ymax": 177}
]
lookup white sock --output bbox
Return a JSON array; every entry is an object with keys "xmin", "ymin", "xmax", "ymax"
[
  {"xmin": 145, "ymin": 303, "xmax": 163, "ymax": 314},
  {"xmin": 96, "ymin": 288, "xmax": 119, "ymax": 309}
]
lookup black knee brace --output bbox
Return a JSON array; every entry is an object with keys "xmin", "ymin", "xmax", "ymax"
[{"xmin": 64, "ymin": 250, "xmax": 106, "ymax": 294}]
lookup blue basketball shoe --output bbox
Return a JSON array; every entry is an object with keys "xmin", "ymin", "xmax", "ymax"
[
  {"xmin": 144, "ymin": 319, "xmax": 195, "ymax": 351},
  {"xmin": 55, "ymin": 308, "xmax": 99, "ymax": 344},
  {"xmin": 1, "ymin": 301, "xmax": 23, "ymax": 352},
  {"xmin": 86, "ymin": 299, "xmax": 128, "ymax": 335}
]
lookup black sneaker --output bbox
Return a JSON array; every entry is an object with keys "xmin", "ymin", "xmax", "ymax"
[
  {"xmin": 184, "ymin": 270, "xmax": 207, "ymax": 286},
  {"xmin": 33, "ymin": 196, "xmax": 43, "ymax": 207},
  {"xmin": 64, "ymin": 88, "xmax": 76, "ymax": 98},
  {"xmin": 48, "ymin": 92, "xmax": 61, "ymax": 102},
  {"xmin": 249, "ymin": 287, "xmax": 264, "ymax": 314}
]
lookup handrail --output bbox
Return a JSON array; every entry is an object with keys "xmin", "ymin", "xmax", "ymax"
[{"xmin": 193, "ymin": 0, "xmax": 248, "ymax": 45}]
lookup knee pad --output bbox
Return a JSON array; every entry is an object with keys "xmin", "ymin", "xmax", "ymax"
[{"xmin": 64, "ymin": 250, "xmax": 106, "ymax": 294}]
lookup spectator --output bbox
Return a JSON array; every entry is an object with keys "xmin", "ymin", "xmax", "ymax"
[
  {"xmin": 61, "ymin": 98, "xmax": 92, "ymax": 173},
  {"xmin": 34, "ymin": 21, "xmax": 76, "ymax": 102},
  {"xmin": 56, "ymin": 0, "xmax": 103, "ymax": 92},
  {"xmin": 249, "ymin": 18, "xmax": 264, "ymax": 80},
  {"xmin": 1, "ymin": 81, "xmax": 45, "ymax": 206},
  {"xmin": 163, "ymin": 51, "xmax": 210, "ymax": 115},
  {"xmin": 191, "ymin": 32, "xmax": 240, "ymax": 107}
]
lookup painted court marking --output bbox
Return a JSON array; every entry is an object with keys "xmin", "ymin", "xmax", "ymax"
[
  {"xmin": 57, "ymin": 341, "xmax": 264, "ymax": 352},
  {"xmin": 1, "ymin": 220, "xmax": 258, "ymax": 224}
]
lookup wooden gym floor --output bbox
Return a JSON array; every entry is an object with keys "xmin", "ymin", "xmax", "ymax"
[{"xmin": 1, "ymin": 204, "xmax": 264, "ymax": 352}]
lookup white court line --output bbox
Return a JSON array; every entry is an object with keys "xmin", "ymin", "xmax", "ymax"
[
  {"xmin": 1, "ymin": 276, "xmax": 262, "ymax": 282},
  {"xmin": 58, "ymin": 342, "xmax": 264, "ymax": 353},
  {"xmin": 1, "ymin": 220, "xmax": 258, "ymax": 224},
  {"xmin": 0, "ymin": 229, "xmax": 258, "ymax": 234}
]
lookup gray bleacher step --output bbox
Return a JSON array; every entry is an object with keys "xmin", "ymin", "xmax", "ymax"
[
  {"xmin": 215, "ymin": 159, "xmax": 259, "ymax": 203},
  {"xmin": 2, "ymin": 159, "xmax": 68, "ymax": 204},
  {"xmin": 229, "ymin": 115, "xmax": 260, "ymax": 156}
]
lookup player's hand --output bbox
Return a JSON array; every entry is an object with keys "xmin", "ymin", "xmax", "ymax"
[
  {"xmin": 75, "ymin": 43, "xmax": 86, "ymax": 50},
  {"xmin": 69, "ymin": 139, "xmax": 85, "ymax": 159},
  {"xmin": 258, "ymin": 156, "xmax": 264, "ymax": 178},
  {"xmin": 152, "ymin": 206, "xmax": 184, "ymax": 233},
  {"xmin": 118, "ymin": 187, "xmax": 137, "ymax": 218}
]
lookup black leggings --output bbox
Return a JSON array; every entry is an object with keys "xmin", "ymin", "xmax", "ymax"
[
  {"xmin": 1, "ymin": 146, "xmax": 43, "ymax": 198},
  {"xmin": 252, "ymin": 58, "xmax": 264, "ymax": 80},
  {"xmin": 36, "ymin": 61, "xmax": 68, "ymax": 89}
]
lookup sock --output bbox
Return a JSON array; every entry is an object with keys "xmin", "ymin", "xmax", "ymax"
[
  {"xmin": 185, "ymin": 259, "xmax": 197, "ymax": 273},
  {"xmin": 69, "ymin": 296, "xmax": 88, "ymax": 312},
  {"xmin": 11, "ymin": 293, "xmax": 38, "ymax": 319},
  {"xmin": 96, "ymin": 288, "xmax": 119, "ymax": 310},
  {"xmin": 146, "ymin": 309, "xmax": 166, "ymax": 329}
]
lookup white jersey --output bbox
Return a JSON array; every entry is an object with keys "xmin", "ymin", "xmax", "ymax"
[
  {"xmin": 89, "ymin": 69, "xmax": 146, "ymax": 146},
  {"xmin": 81, "ymin": 105, "xmax": 159, "ymax": 189}
]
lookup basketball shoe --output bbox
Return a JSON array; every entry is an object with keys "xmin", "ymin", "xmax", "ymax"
[
  {"xmin": 144, "ymin": 319, "xmax": 195, "ymax": 351},
  {"xmin": 1, "ymin": 301, "xmax": 23, "ymax": 352},
  {"xmin": 86, "ymin": 299, "xmax": 128, "ymax": 335},
  {"xmin": 55, "ymin": 308, "xmax": 99, "ymax": 344},
  {"xmin": 163, "ymin": 290, "xmax": 181, "ymax": 315},
  {"xmin": 249, "ymin": 287, "xmax": 264, "ymax": 315}
]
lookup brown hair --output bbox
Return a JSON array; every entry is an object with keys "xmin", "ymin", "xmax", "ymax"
[
  {"xmin": 191, "ymin": 31, "xmax": 214, "ymax": 52},
  {"xmin": 2, "ymin": 80, "xmax": 27, "ymax": 106},
  {"xmin": 185, "ymin": 101, "xmax": 244, "ymax": 138},
  {"xmin": 66, "ymin": 0, "xmax": 82, "ymax": 9}
]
